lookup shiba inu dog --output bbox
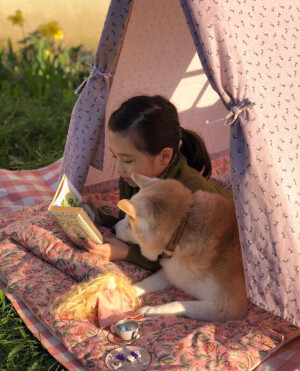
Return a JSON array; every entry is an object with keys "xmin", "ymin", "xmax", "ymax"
[{"xmin": 115, "ymin": 174, "xmax": 248, "ymax": 322}]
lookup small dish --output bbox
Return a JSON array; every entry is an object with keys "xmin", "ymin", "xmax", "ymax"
[
  {"xmin": 107, "ymin": 332, "xmax": 140, "ymax": 345},
  {"xmin": 114, "ymin": 319, "xmax": 139, "ymax": 340},
  {"xmin": 105, "ymin": 346, "xmax": 151, "ymax": 371},
  {"xmin": 108, "ymin": 323, "xmax": 140, "ymax": 345}
]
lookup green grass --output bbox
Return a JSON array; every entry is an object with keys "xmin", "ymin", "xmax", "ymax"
[
  {"xmin": 0, "ymin": 289, "xmax": 65, "ymax": 370},
  {"xmin": 0, "ymin": 35, "xmax": 92, "ymax": 368},
  {"xmin": 0, "ymin": 38, "xmax": 90, "ymax": 170},
  {"xmin": 0, "ymin": 91, "xmax": 75, "ymax": 170}
]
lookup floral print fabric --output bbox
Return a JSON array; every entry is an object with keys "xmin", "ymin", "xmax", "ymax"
[
  {"xmin": 60, "ymin": 1, "xmax": 134, "ymax": 191},
  {"xmin": 1, "ymin": 182, "xmax": 299, "ymax": 370},
  {"xmin": 179, "ymin": 0, "xmax": 300, "ymax": 326}
]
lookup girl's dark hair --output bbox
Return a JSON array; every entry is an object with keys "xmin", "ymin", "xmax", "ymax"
[{"xmin": 108, "ymin": 95, "xmax": 212, "ymax": 178}]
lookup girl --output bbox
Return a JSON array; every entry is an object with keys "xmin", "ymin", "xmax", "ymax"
[{"xmin": 81, "ymin": 95, "xmax": 231, "ymax": 270}]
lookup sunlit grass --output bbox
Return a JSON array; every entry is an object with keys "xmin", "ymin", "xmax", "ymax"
[
  {"xmin": 0, "ymin": 36, "xmax": 91, "ymax": 170},
  {"xmin": 0, "ymin": 18, "xmax": 92, "ymax": 368},
  {"xmin": 0, "ymin": 289, "xmax": 66, "ymax": 370},
  {"xmin": 0, "ymin": 92, "xmax": 75, "ymax": 170}
]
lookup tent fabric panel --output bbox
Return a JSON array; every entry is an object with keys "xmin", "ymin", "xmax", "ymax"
[
  {"xmin": 225, "ymin": 0, "xmax": 300, "ymax": 326},
  {"xmin": 185, "ymin": 0, "xmax": 299, "ymax": 325},
  {"xmin": 180, "ymin": 0, "xmax": 249, "ymax": 108},
  {"xmin": 60, "ymin": 0, "xmax": 134, "ymax": 191}
]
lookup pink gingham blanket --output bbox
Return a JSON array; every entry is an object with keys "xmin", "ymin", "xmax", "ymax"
[
  {"xmin": 0, "ymin": 159, "xmax": 62, "ymax": 216},
  {"xmin": 0, "ymin": 155, "xmax": 231, "ymax": 217},
  {"xmin": 1, "ymin": 156, "xmax": 300, "ymax": 370}
]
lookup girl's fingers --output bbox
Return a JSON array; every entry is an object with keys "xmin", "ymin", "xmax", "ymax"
[
  {"xmin": 82, "ymin": 237, "xmax": 99, "ymax": 247},
  {"xmin": 84, "ymin": 243, "xmax": 111, "ymax": 260},
  {"xmin": 82, "ymin": 237, "xmax": 129, "ymax": 261}
]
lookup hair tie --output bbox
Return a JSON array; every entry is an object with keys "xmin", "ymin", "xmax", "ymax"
[{"xmin": 179, "ymin": 127, "xmax": 185, "ymax": 139}]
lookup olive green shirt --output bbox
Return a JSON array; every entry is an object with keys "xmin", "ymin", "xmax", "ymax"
[{"xmin": 98, "ymin": 152, "xmax": 231, "ymax": 270}]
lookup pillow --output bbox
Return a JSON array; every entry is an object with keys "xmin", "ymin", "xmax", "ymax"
[
  {"xmin": 211, "ymin": 154, "xmax": 231, "ymax": 176},
  {"xmin": 3, "ymin": 209, "xmax": 149, "ymax": 284}
]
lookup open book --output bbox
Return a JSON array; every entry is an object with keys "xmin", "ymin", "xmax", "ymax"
[{"xmin": 48, "ymin": 174, "xmax": 103, "ymax": 247}]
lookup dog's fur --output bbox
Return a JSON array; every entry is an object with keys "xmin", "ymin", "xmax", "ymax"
[{"xmin": 115, "ymin": 174, "xmax": 248, "ymax": 322}]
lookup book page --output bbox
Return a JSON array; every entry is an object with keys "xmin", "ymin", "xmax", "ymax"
[
  {"xmin": 54, "ymin": 175, "xmax": 83, "ymax": 208},
  {"xmin": 51, "ymin": 174, "xmax": 95, "ymax": 222}
]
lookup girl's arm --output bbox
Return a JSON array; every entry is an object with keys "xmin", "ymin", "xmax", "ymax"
[
  {"xmin": 124, "ymin": 242, "xmax": 161, "ymax": 271},
  {"xmin": 80, "ymin": 237, "xmax": 129, "ymax": 260},
  {"xmin": 80, "ymin": 237, "xmax": 161, "ymax": 271}
]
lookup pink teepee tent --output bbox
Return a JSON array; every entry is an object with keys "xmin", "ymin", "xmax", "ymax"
[
  {"xmin": 62, "ymin": 0, "xmax": 300, "ymax": 327},
  {"xmin": 1, "ymin": 1, "xmax": 300, "ymax": 369}
]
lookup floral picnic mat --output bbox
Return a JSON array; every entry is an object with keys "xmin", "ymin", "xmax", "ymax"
[{"xmin": 1, "ymin": 192, "xmax": 300, "ymax": 370}]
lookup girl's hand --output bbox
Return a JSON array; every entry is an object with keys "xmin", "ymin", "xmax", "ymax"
[{"xmin": 81, "ymin": 237, "xmax": 129, "ymax": 261}]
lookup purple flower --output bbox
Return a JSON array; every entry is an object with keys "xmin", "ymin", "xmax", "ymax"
[
  {"xmin": 116, "ymin": 353, "xmax": 127, "ymax": 361},
  {"xmin": 130, "ymin": 351, "xmax": 139, "ymax": 359}
]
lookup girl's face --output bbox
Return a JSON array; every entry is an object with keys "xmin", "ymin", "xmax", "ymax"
[{"xmin": 108, "ymin": 131, "xmax": 171, "ymax": 187}]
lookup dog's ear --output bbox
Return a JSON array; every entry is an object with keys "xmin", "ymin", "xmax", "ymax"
[
  {"xmin": 131, "ymin": 173, "xmax": 160, "ymax": 189},
  {"xmin": 117, "ymin": 199, "xmax": 137, "ymax": 219}
]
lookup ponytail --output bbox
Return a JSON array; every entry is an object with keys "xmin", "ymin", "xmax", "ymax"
[{"xmin": 180, "ymin": 129, "xmax": 212, "ymax": 178}]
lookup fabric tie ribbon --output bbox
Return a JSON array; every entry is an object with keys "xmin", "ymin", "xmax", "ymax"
[
  {"xmin": 74, "ymin": 64, "xmax": 112, "ymax": 94},
  {"xmin": 206, "ymin": 98, "xmax": 255, "ymax": 126}
]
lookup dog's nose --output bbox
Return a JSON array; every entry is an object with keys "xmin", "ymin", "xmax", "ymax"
[{"xmin": 111, "ymin": 226, "xmax": 116, "ymax": 235}]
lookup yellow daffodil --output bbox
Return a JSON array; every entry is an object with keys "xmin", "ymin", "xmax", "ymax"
[
  {"xmin": 38, "ymin": 21, "xmax": 63, "ymax": 40},
  {"xmin": 53, "ymin": 29, "xmax": 63, "ymax": 40},
  {"xmin": 8, "ymin": 10, "xmax": 24, "ymax": 26}
]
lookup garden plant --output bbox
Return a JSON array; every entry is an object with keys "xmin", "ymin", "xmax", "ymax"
[
  {"xmin": 0, "ymin": 10, "xmax": 92, "ymax": 369},
  {"xmin": 1, "ymin": 10, "xmax": 91, "ymax": 170}
]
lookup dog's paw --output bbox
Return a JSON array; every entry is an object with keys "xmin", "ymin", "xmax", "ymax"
[
  {"xmin": 137, "ymin": 306, "xmax": 155, "ymax": 316},
  {"xmin": 137, "ymin": 302, "xmax": 187, "ymax": 317},
  {"xmin": 133, "ymin": 284, "xmax": 146, "ymax": 297}
]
